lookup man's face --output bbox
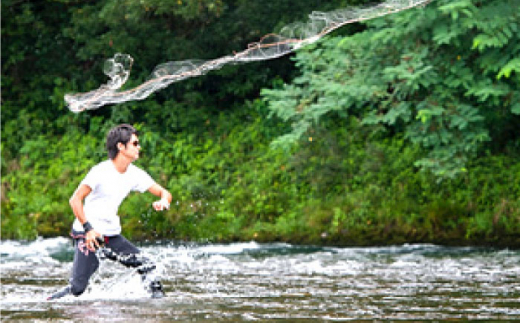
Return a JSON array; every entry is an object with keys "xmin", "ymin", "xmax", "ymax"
[{"xmin": 120, "ymin": 134, "xmax": 141, "ymax": 161}]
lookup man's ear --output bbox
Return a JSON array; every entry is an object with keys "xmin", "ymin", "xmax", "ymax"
[{"xmin": 117, "ymin": 142, "xmax": 125, "ymax": 151}]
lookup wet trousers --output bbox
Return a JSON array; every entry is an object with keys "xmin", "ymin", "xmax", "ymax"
[{"xmin": 70, "ymin": 232, "xmax": 157, "ymax": 296}]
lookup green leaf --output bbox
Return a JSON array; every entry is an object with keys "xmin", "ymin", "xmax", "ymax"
[{"xmin": 497, "ymin": 58, "xmax": 520, "ymax": 79}]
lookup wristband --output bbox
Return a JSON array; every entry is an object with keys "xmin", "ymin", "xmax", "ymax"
[{"xmin": 83, "ymin": 221, "xmax": 94, "ymax": 233}]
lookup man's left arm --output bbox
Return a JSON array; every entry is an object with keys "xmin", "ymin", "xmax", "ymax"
[{"xmin": 148, "ymin": 183, "xmax": 172, "ymax": 211}]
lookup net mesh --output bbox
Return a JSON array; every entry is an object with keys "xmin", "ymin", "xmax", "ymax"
[{"xmin": 65, "ymin": 0, "xmax": 433, "ymax": 112}]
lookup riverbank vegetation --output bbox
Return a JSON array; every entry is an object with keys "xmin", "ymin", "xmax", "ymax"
[{"xmin": 2, "ymin": 0, "xmax": 519, "ymax": 247}]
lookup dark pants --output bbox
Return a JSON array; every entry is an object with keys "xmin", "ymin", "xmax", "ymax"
[{"xmin": 70, "ymin": 232, "xmax": 157, "ymax": 296}]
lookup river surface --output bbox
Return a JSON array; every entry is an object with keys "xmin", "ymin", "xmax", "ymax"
[{"xmin": 1, "ymin": 238, "xmax": 519, "ymax": 321}]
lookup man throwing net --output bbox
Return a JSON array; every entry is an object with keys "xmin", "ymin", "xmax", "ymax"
[{"xmin": 48, "ymin": 124, "xmax": 172, "ymax": 300}]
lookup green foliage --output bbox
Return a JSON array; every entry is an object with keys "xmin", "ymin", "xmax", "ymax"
[
  {"xmin": 2, "ymin": 0, "xmax": 520, "ymax": 247},
  {"xmin": 2, "ymin": 105, "xmax": 520, "ymax": 246},
  {"xmin": 263, "ymin": 0, "xmax": 520, "ymax": 178},
  {"xmin": 1, "ymin": 131, "xmax": 102, "ymax": 239}
]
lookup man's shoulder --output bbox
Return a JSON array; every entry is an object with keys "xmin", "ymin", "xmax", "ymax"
[
  {"xmin": 93, "ymin": 159, "xmax": 111, "ymax": 168},
  {"xmin": 128, "ymin": 163, "xmax": 147, "ymax": 175},
  {"xmin": 89, "ymin": 160, "xmax": 113, "ymax": 173}
]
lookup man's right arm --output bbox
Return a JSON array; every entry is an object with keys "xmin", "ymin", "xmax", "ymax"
[{"xmin": 70, "ymin": 184, "xmax": 100, "ymax": 251}]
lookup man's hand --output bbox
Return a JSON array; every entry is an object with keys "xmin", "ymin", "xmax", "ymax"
[
  {"xmin": 148, "ymin": 184, "xmax": 172, "ymax": 212},
  {"xmin": 152, "ymin": 198, "xmax": 170, "ymax": 211},
  {"xmin": 85, "ymin": 230, "xmax": 102, "ymax": 251}
]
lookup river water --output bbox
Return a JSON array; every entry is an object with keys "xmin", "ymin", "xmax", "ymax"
[{"xmin": 1, "ymin": 238, "xmax": 519, "ymax": 321}]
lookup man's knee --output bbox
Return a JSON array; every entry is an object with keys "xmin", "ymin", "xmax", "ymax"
[
  {"xmin": 71, "ymin": 288, "xmax": 85, "ymax": 296},
  {"xmin": 137, "ymin": 262, "xmax": 156, "ymax": 275},
  {"xmin": 70, "ymin": 278, "xmax": 89, "ymax": 296},
  {"xmin": 119, "ymin": 254, "xmax": 152, "ymax": 269},
  {"xmin": 119, "ymin": 254, "xmax": 156, "ymax": 274}
]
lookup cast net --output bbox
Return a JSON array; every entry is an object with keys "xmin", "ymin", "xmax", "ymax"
[{"xmin": 65, "ymin": 0, "xmax": 433, "ymax": 112}]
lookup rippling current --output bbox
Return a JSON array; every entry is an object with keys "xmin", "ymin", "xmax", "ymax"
[{"xmin": 1, "ymin": 238, "xmax": 519, "ymax": 321}]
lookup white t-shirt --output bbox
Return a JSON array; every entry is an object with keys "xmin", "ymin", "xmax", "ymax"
[{"xmin": 72, "ymin": 160, "xmax": 155, "ymax": 236}]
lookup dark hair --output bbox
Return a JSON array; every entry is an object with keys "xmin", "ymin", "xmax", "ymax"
[{"xmin": 106, "ymin": 124, "xmax": 138, "ymax": 159}]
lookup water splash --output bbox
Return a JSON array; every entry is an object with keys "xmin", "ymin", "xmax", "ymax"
[
  {"xmin": 65, "ymin": 0, "xmax": 433, "ymax": 113},
  {"xmin": 2, "ymin": 238, "xmax": 520, "ymax": 320}
]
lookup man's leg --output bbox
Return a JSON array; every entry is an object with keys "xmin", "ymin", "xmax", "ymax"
[
  {"xmin": 48, "ymin": 237, "xmax": 99, "ymax": 300},
  {"xmin": 103, "ymin": 235, "xmax": 165, "ymax": 298}
]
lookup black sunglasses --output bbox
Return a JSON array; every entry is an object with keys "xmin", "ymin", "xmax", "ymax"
[{"xmin": 129, "ymin": 140, "xmax": 140, "ymax": 147}]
